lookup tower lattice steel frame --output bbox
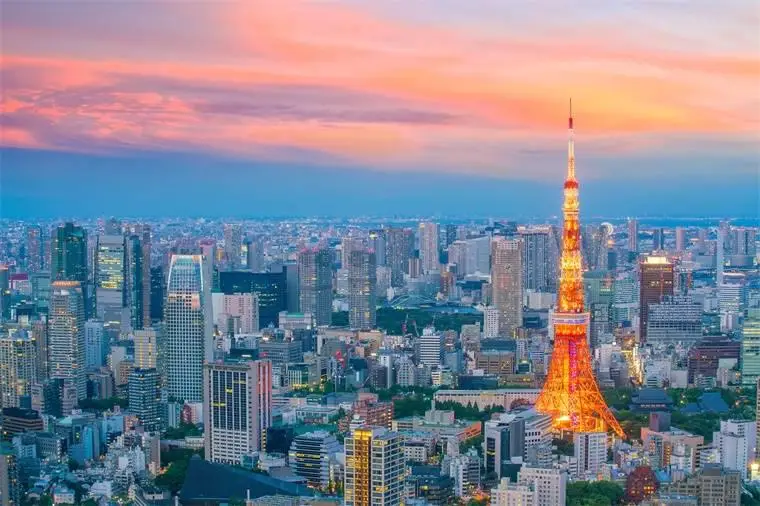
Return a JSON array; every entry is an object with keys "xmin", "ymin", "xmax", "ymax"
[{"xmin": 535, "ymin": 102, "xmax": 625, "ymax": 438}]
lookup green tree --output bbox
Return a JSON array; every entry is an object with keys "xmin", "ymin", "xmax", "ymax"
[
  {"xmin": 567, "ymin": 481, "xmax": 624, "ymax": 506},
  {"xmin": 163, "ymin": 422, "xmax": 201, "ymax": 440}
]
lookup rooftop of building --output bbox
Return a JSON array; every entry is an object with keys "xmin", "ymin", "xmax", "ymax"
[
  {"xmin": 1, "ymin": 407, "xmax": 41, "ymax": 419},
  {"xmin": 179, "ymin": 456, "xmax": 318, "ymax": 502}
]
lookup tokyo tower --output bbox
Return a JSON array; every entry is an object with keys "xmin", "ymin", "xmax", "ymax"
[{"xmin": 534, "ymin": 101, "xmax": 624, "ymax": 438}]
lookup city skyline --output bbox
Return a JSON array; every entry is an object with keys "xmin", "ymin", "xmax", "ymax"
[{"xmin": 1, "ymin": 1, "xmax": 759, "ymax": 218}]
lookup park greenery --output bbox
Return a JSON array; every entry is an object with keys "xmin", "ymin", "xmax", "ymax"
[
  {"xmin": 436, "ymin": 400, "xmax": 505, "ymax": 421},
  {"xmin": 154, "ymin": 448, "xmax": 203, "ymax": 494},
  {"xmin": 162, "ymin": 422, "xmax": 202, "ymax": 440},
  {"xmin": 602, "ymin": 387, "xmax": 756, "ymax": 442},
  {"xmin": 393, "ymin": 393, "xmax": 432, "ymax": 418},
  {"xmin": 566, "ymin": 481, "xmax": 625, "ymax": 506},
  {"xmin": 332, "ymin": 308, "xmax": 482, "ymax": 334}
]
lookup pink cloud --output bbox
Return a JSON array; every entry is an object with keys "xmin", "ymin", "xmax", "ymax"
[{"xmin": 1, "ymin": 0, "xmax": 758, "ymax": 179}]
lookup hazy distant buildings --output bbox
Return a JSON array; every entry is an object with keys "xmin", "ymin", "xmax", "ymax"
[
  {"xmin": 26, "ymin": 225, "xmax": 44, "ymax": 273},
  {"xmin": 245, "ymin": 236, "xmax": 264, "ymax": 272},
  {"xmin": 223, "ymin": 224, "xmax": 242, "ymax": 269},
  {"xmin": 385, "ymin": 228, "xmax": 414, "ymax": 288},
  {"xmin": 165, "ymin": 255, "xmax": 212, "ymax": 403},
  {"xmin": 491, "ymin": 238, "xmax": 523, "ymax": 337},
  {"xmin": 348, "ymin": 249, "xmax": 377, "ymax": 330},
  {"xmin": 298, "ymin": 247, "xmax": 333, "ymax": 327},
  {"xmin": 628, "ymin": 219, "xmax": 639, "ymax": 253},
  {"xmin": 419, "ymin": 222, "xmax": 440, "ymax": 274}
]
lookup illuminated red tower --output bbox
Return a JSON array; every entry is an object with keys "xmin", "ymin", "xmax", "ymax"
[{"xmin": 535, "ymin": 102, "xmax": 624, "ymax": 437}]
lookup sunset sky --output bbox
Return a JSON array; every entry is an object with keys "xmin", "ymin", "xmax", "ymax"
[{"xmin": 1, "ymin": 1, "xmax": 759, "ymax": 218}]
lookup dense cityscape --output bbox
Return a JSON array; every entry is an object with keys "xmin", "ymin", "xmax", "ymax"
[{"xmin": 0, "ymin": 106, "xmax": 758, "ymax": 506}]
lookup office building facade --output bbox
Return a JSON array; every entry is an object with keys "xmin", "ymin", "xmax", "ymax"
[
  {"xmin": 165, "ymin": 255, "xmax": 212, "ymax": 403},
  {"xmin": 203, "ymin": 360, "xmax": 272, "ymax": 464}
]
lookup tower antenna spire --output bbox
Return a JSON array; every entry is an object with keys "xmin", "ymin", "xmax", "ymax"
[{"xmin": 569, "ymin": 98, "xmax": 573, "ymax": 129}]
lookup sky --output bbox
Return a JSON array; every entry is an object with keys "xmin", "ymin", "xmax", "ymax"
[{"xmin": 1, "ymin": 1, "xmax": 759, "ymax": 218}]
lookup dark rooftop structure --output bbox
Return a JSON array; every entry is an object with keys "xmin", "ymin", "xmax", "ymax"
[
  {"xmin": 179, "ymin": 456, "xmax": 318, "ymax": 505},
  {"xmin": 629, "ymin": 388, "xmax": 674, "ymax": 413},
  {"xmin": 681, "ymin": 392, "xmax": 729, "ymax": 414}
]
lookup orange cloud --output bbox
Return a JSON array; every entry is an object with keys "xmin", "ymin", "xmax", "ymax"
[{"xmin": 1, "ymin": 0, "xmax": 758, "ymax": 179}]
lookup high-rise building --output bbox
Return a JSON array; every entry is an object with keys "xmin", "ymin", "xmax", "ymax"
[
  {"xmin": 664, "ymin": 464, "xmax": 740, "ymax": 506},
  {"xmin": 26, "ymin": 225, "xmax": 44, "ymax": 273},
  {"xmin": 719, "ymin": 272, "xmax": 748, "ymax": 314},
  {"xmin": 535, "ymin": 105, "xmax": 623, "ymax": 437},
  {"xmin": 756, "ymin": 378, "xmax": 760, "ymax": 461},
  {"xmin": 520, "ymin": 228, "xmax": 553, "ymax": 293},
  {"xmin": 0, "ymin": 266, "xmax": 9, "ymax": 321},
  {"xmin": 491, "ymin": 238, "xmax": 523, "ymax": 338},
  {"xmin": 484, "ymin": 307, "xmax": 499, "ymax": 338},
  {"xmin": 125, "ymin": 226, "xmax": 151, "ymax": 331},
  {"xmin": 628, "ymin": 219, "xmax": 639, "ymax": 254},
  {"xmin": 675, "ymin": 227, "xmax": 687, "ymax": 252},
  {"xmin": 713, "ymin": 420, "xmax": 756, "ymax": 480},
  {"xmin": 280, "ymin": 262, "xmax": 300, "ymax": 313},
  {"xmin": 490, "ymin": 478, "xmax": 536, "ymax": 506},
  {"xmin": 484, "ymin": 415, "xmax": 525, "ymax": 478},
  {"xmin": 49, "ymin": 281, "xmax": 86, "ymax": 401},
  {"xmin": 203, "ymin": 360, "xmax": 272, "ymax": 464},
  {"xmin": 639, "ymin": 256, "xmax": 674, "ymax": 343},
  {"xmin": 245, "ymin": 236, "xmax": 264, "ymax": 272},
  {"xmin": 348, "ymin": 249, "xmax": 377, "ymax": 330},
  {"xmin": 0, "ymin": 328, "xmax": 37, "ymax": 408},
  {"xmin": 344, "ymin": 427, "xmax": 404, "ymax": 506},
  {"xmin": 298, "ymin": 247, "xmax": 333, "ymax": 327},
  {"xmin": 743, "ymin": 310, "xmax": 760, "ymax": 387},
  {"xmin": 288, "ymin": 430, "xmax": 342, "ymax": 490},
  {"xmin": 646, "ymin": 295, "xmax": 702, "ymax": 344},
  {"xmin": 516, "ymin": 466, "xmax": 567, "ymax": 506},
  {"xmin": 134, "ymin": 327, "xmax": 160, "ymax": 369},
  {"xmin": 368, "ymin": 230, "xmax": 386, "ymax": 267},
  {"xmin": 51, "ymin": 223, "xmax": 88, "ymax": 285},
  {"xmin": 128, "ymin": 368, "xmax": 161, "ymax": 431},
  {"xmin": 418, "ymin": 328, "xmax": 444, "ymax": 368},
  {"xmin": 219, "ymin": 271, "xmax": 286, "ymax": 329},
  {"xmin": 341, "ymin": 237, "xmax": 365, "ymax": 269},
  {"xmin": 0, "ymin": 442, "xmax": 21, "ymax": 506},
  {"xmin": 149, "ymin": 266, "xmax": 164, "ymax": 323},
  {"xmin": 385, "ymin": 228, "xmax": 414, "ymax": 288},
  {"xmin": 84, "ymin": 320, "xmax": 106, "ymax": 370},
  {"xmin": 574, "ymin": 432, "xmax": 607, "ymax": 479},
  {"xmin": 211, "ymin": 292, "xmax": 260, "ymax": 336},
  {"xmin": 165, "ymin": 255, "xmax": 212, "ymax": 403},
  {"xmin": 418, "ymin": 222, "xmax": 440, "ymax": 274},
  {"xmin": 583, "ymin": 271, "xmax": 615, "ymax": 349},
  {"xmin": 223, "ymin": 224, "xmax": 242, "ymax": 269},
  {"xmin": 652, "ymin": 228, "xmax": 665, "ymax": 251},
  {"xmin": 95, "ymin": 234, "xmax": 126, "ymax": 337}
]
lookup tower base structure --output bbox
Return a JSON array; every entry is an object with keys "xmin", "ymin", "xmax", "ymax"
[{"xmin": 536, "ymin": 312, "xmax": 624, "ymax": 437}]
